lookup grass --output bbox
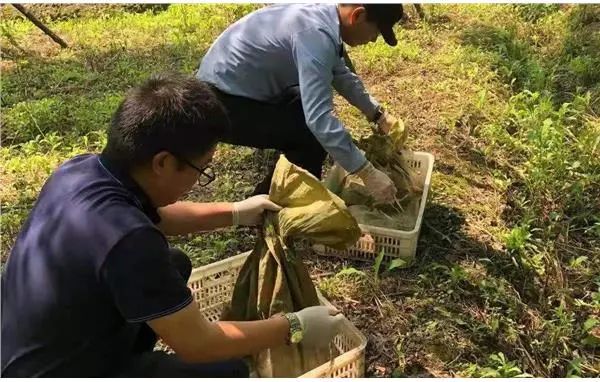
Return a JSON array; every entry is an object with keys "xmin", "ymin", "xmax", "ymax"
[{"xmin": 1, "ymin": 3, "xmax": 599, "ymax": 377}]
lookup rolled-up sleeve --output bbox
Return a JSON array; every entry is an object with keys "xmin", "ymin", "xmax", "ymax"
[{"xmin": 292, "ymin": 28, "xmax": 367, "ymax": 173}]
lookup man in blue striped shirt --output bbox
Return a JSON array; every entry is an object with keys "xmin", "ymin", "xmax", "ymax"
[{"xmin": 198, "ymin": 4, "xmax": 405, "ymax": 203}]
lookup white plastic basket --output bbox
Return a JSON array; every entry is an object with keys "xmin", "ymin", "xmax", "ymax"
[
  {"xmin": 167, "ymin": 251, "xmax": 367, "ymax": 378},
  {"xmin": 314, "ymin": 151, "xmax": 435, "ymax": 263}
]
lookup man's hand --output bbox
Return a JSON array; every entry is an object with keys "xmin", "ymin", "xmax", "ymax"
[
  {"xmin": 293, "ymin": 306, "xmax": 344, "ymax": 348},
  {"xmin": 377, "ymin": 111, "xmax": 408, "ymax": 148},
  {"xmin": 232, "ymin": 195, "xmax": 282, "ymax": 226},
  {"xmin": 354, "ymin": 161, "xmax": 397, "ymax": 204}
]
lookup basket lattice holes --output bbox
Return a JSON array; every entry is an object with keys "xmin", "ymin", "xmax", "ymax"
[
  {"xmin": 315, "ymin": 151, "xmax": 435, "ymax": 263},
  {"xmin": 155, "ymin": 252, "xmax": 367, "ymax": 378}
]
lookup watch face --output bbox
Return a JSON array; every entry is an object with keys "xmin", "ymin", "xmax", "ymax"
[{"xmin": 291, "ymin": 331, "xmax": 303, "ymax": 344}]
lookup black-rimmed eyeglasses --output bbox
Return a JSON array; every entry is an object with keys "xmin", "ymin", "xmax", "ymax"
[{"xmin": 176, "ymin": 156, "xmax": 216, "ymax": 187}]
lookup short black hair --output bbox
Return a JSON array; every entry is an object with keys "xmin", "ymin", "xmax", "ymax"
[{"xmin": 103, "ymin": 73, "xmax": 229, "ymax": 168}]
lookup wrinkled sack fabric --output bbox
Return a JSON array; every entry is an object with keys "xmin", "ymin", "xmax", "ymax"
[
  {"xmin": 326, "ymin": 132, "xmax": 423, "ymax": 232},
  {"xmin": 221, "ymin": 155, "xmax": 361, "ymax": 377}
]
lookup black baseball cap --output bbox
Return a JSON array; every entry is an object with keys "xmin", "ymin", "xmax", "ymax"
[{"xmin": 363, "ymin": 4, "xmax": 404, "ymax": 46}]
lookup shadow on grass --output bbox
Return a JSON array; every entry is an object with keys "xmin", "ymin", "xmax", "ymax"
[
  {"xmin": 423, "ymin": 201, "xmax": 541, "ymax": 300},
  {"xmin": 553, "ymin": 5, "xmax": 600, "ymax": 111},
  {"xmin": 460, "ymin": 24, "xmax": 547, "ymax": 93},
  {"xmin": 1, "ymin": 4, "xmax": 170, "ymax": 23},
  {"xmin": 2, "ymin": 41, "xmax": 207, "ymax": 107},
  {"xmin": 459, "ymin": 6, "xmax": 600, "ymax": 112},
  {"xmin": 305, "ymin": 201, "xmax": 548, "ymax": 376},
  {"xmin": 2, "ymin": 41, "xmax": 210, "ymax": 145}
]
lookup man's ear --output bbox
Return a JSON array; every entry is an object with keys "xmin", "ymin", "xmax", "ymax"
[
  {"xmin": 151, "ymin": 151, "xmax": 172, "ymax": 176},
  {"xmin": 350, "ymin": 6, "xmax": 368, "ymax": 25}
]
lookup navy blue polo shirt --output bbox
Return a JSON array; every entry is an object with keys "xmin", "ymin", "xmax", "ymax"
[{"xmin": 1, "ymin": 154, "xmax": 193, "ymax": 377}]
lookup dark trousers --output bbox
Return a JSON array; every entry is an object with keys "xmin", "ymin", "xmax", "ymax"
[
  {"xmin": 118, "ymin": 248, "xmax": 249, "ymax": 378},
  {"xmin": 212, "ymin": 86, "xmax": 327, "ymax": 195}
]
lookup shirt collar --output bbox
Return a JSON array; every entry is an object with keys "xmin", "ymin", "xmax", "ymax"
[
  {"xmin": 98, "ymin": 153, "xmax": 161, "ymax": 224},
  {"xmin": 326, "ymin": 4, "xmax": 344, "ymax": 57}
]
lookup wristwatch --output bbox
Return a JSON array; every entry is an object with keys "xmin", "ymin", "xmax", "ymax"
[
  {"xmin": 371, "ymin": 105, "xmax": 384, "ymax": 124},
  {"xmin": 283, "ymin": 313, "xmax": 303, "ymax": 344}
]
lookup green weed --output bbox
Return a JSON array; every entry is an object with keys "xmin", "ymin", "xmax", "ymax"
[
  {"xmin": 461, "ymin": 352, "xmax": 533, "ymax": 377},
  {"xmin": 2, "ymin": 3, "xmax": 599, "ymax": 377}
]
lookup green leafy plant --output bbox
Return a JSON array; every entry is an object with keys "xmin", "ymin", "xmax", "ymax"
[{"xmin": 462, "ymin": 352, "xmax": 533, "ymax": 377}]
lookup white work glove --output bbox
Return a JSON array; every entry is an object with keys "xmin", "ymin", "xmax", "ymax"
[
  {"xmin": 231, "ymin": 194, "xmax": 282, "ymax": 226},
  {"xmin": 377, "ymin": 111, "xmax": 408, "ymax": 148},
  {"xmin": 294, "ymin": 306, "xmax": 344, "ymax": 348},
  {"xmin": 354, "ymin": 161, "xmax": 397, "ymax": 204}
]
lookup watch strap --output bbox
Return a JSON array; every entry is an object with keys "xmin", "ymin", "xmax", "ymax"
[
  {"xmin": 283, "ymin": 313, "xmax": 303, "ymax": 345},
  {"xmin": 371, "ymin": 106, "xmax": 384, "ymax": 124}
]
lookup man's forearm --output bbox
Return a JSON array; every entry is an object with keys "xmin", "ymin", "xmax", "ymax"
[
  {"xmin": 332, "ymin": 60, "xmax": 379, "ymax": 120},
  {"xmin": 157, "ymin": 201, "xmax": 233, "ymax": 235},
  {"xmin": 149, "ymin": 303, "xmax": 290, "ymax": 363},
  {"xmin": 308, "ymin": 113, "xmax": 368, "ymax": 174},
  {"xmin": 173, "ymin": 318, "xmax": 290, "ymax": 364},
  {"xmin": 200, "ymin": 318, "xmax": 289, "ymax": 362}
]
